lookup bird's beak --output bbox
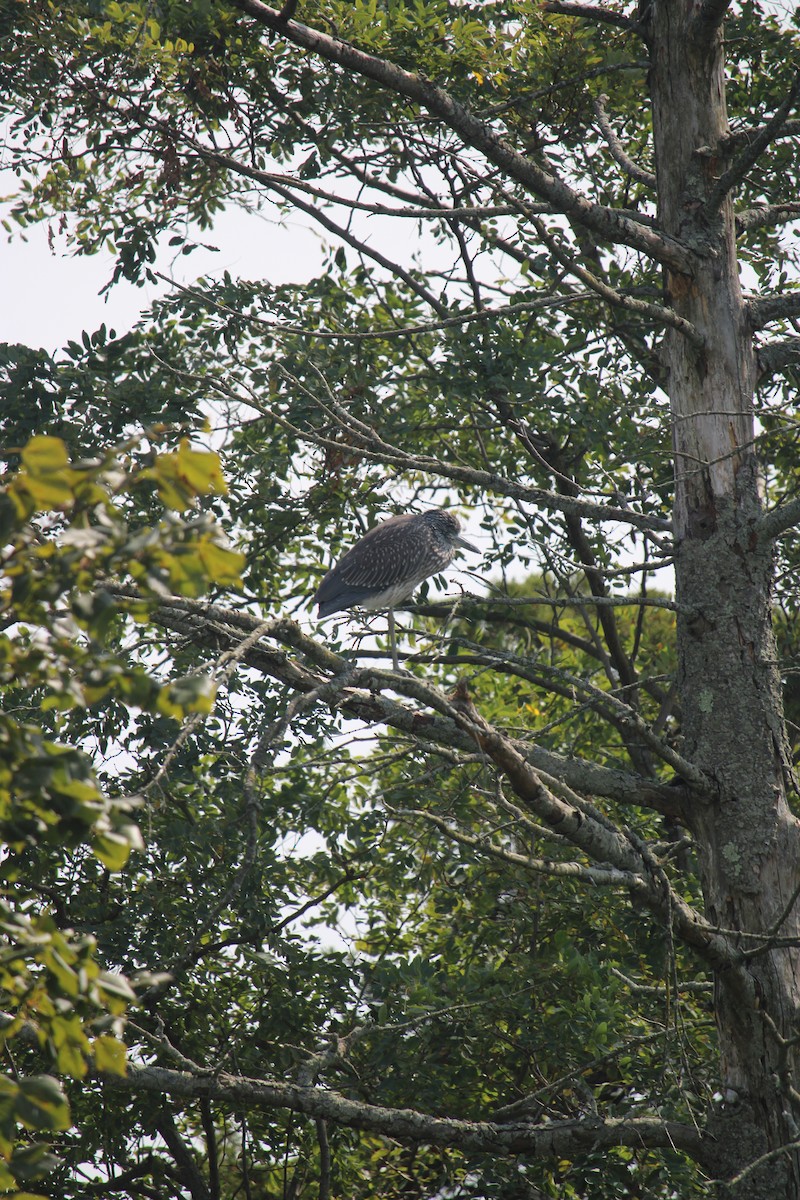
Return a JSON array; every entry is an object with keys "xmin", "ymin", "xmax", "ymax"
[{"xmin": 455, "ymin": 534, "xmax": 479, "ymax": 553}]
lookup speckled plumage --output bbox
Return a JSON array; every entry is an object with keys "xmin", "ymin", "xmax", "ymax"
[{"xmin": 314, "ymin": 510, "xmax": 477, "ymax": 618}]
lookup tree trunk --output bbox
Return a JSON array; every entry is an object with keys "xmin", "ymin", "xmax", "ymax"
[{"xmin": 648, "ymin": 2, "xmax": 800, "ymax": 1192}]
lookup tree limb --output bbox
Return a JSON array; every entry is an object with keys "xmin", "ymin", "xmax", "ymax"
[
  {"xmin": 107, "ymin": 1064, "xmax": 709, "ymax": 1162},
  {"xmin": 758, "ymin": 497, "xmax": 800, "ymax": 543},
  {"xmin": 390, "ymin": 805, "xmax": 647, "ymax": 887},
  {"xmin": 102, "ymin": 587, "xmax": 688, "ymax": 817},
  {"xmin": 154, "ymin": 269, "xmax": 593, "ymax": 342},
  {"xmin": 748, "ymin": 293, "xmax": 800, "ymax": 330},
  {"xmin": 229, "ymin": 0, "xmax": 693, "ymax": 273},
  {"xmin": 757, "ymin": 338, "xmax": 800, "ymax": 383},
  {"xmin": 593, "ymin": 94, "xmax": 656, "ymax": 188},
  {"xmin": 237, "ymin": 373, "xmax": 674, "ymax": 534},
  {"xmin": 723, "ymin": 120, "xmax": 800, "ymax": 153},
  {"xmin": 154, "ymin": 1107, "xmax": 212, "ymax": 1200},
  {"xmin": 104, "ymin": 591, "xmax": 738, "ymax": 965},
  {"xmin": 541, "ymin": 2, "xmax": 640, "ymax": 33},
  {"xmin": 736, "ymin": 202, "xmax": 800, "ymax": 234},
  {"xmin": 705, "ymin": 71, "xmax": 800, "ymax": 215},
  {"xmin": 519, "ymin": 208, "xmax": 701, "ymax": 344}
]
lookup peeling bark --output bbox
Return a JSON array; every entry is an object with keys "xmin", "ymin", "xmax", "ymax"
[{"xmin": 647, "ymin": 1, "xmax": 800, "ymax": 1191}]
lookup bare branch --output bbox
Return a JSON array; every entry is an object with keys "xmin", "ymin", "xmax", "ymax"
[
  {"xmin": 183, "ymin": 360, "xmax": 673, "ymax": 534},
  {"xmin": 723, "ymin": 120, "xmax": 800, "ymax": 153},
  {"xmin": 519, "ymin": 207, "xmax": 702, "ymax": 344},
  {"xmin": 154, "ymin": 1108, "xmax": 212, "ymax": 1200},
  {"xmin": 705, "ymin": 72, "xmax": 800, "ymax": 215},
  {"xmin": 593, "ymin": 94, "xmax": 656, "ymax": 188},
  {"xmin": 102, "ymin": 586, "xmax": 686, "ymax": 816},
  {"xmin": 757, "ymin": 338, "xmax": 800, "ymax": 383},
  {"xmin": 541, "ymin": 1, "xmax": 639, "ymax": 32},
  {"xmin": 265, "ymin": 180, "xmax": 447, "ymax": 316},
  {"xmin": 392, "ymin": 805, "xmax": 646, "ymax": 887},
  {"xmin": 748, "ymin": 293, "xmax": 800, "ymax": 330},
  {"xmin": 759, "ymin": 497, "xmax": 800, "ymax": 543},
  {"xmin": 105, "ymin": 590, "xmax": 734, "ymax": 964},
  {"xmin": 736, "ymin": 203, "xmax": 800, "ymax": 234},
  {"xmin": 229, "ymin": 0, "xmax": 693, "ymax": 272},
  {"xmin": 107, "ymin": 1064, "xmax": 709, "ymax": 1162},
  {"xmin": 154, "ymin": 270, "xmax": 593, "ymax": 342}
]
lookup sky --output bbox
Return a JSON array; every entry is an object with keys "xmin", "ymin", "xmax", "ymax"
[{"xmin": 1, "ymin": 181, "xmax": 328, "ymax": 353}]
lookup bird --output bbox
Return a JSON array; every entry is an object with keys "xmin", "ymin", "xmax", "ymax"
[{"xmin": 313, "ymin": 509, "xmax": 478, "ymax": 670}]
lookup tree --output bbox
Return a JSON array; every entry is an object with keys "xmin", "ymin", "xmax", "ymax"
[{"xmin": 2, "ymin": 0, "xmax": 800, "ymax": 1195}]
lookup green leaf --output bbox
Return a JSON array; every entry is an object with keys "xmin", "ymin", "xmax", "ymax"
[{"xmin": 14, "ymin": 1078, "xmax": 71, "ymax": 1133}]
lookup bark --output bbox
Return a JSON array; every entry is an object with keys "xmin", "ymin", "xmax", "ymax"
[
  {"xmin": 230, "ymin": 0, "xmax": 693, "ymax": 271},
  {"xmin": 647, "ymin": 2, "xmax": 800, "ymax": 1192},
  {"xmin": 106, "ymin": 1065, "xmax": 708, "ymax": 1162}
]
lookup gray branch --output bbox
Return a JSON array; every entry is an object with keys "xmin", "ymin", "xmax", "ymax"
[
  {"xmin": 102, "ymin": 586, "xmax": 686, "ymax": 818},
  {"xmin": 736, "ymin": 203, "xmax": 800, "ymax": 234},
  {"xmin": 103, "ymin": 590, "xmax": 743, "ymax": 969},
  {"xmin": 593, "ymin": 94, "xmax": 656, "ymax": 188},
  {"xmin": 723, "ymin": 120, "xmax": 800, "ymax": 153},
  {"xmin": 540, "ymin": 1, "xmax": 639, "ymax": 32},
  {"xmin": 154, "ymin": 1107, "xmax": 212, "ymax": 1200},
  {"xmin": 748, "ymin": 293, "xmax": 800, "ymax": 330},
  {"xmin": 759, "ymin": 498, "xmax": 800, "ymax": 543},
  {"xmin": 757, "ymin": 338, "xmax": 800, "ymax": 382},
  {"xmin": 705, "ymin": 72, "xmax": 800, "ymax": 215},
  {"xmin": 229, "ymin": 0, "xmax": 693, "ymax": 273},
  {"xmin": 107, "ymin": 1064, "xmax": 708, "ymax": 1163}
]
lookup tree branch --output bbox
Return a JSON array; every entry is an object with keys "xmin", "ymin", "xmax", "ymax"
[
  {"xmin": 167, "ymin": 356, "xmax": 670, "ymax": 535},
  {"xmin": 154, "ymin": 1107, "xmax": 212, "ymax": 1200},
  {"xmin": 239, "ymin": 371, "xmax": 674, "ymax": 534},
  {"xmin": 107, "ymin": 1064, "xmax": 708, "ymax": 1162},
  {"xmin": 519, "ymin": 208, "xmax": 700, "ymax": 344},
  {"xmin": 758, "ymin": 497, "xmax": 800, "ymax": 543},
  {"xmin": 266, "ymin": 179, "xmax": 448, "ymax": 316},
  {"xmin": 748, "ymin": 293, "xmax": 800, "ymax": 330},
  {"xmin": 736, "ymin": 202, "xmax": 800, "ymax": 234},
  {"xmin": 154, "ymin": 269, "xmax": 592, "ymax": 342},
  {"xmin": 705, "ymin": 72, "xmax": 800, "ymax": 215},
  {"xmin": 593, "ymin": 94, "xmax": 656, "ymax": 188},
  {"xmin": 757, "ymin": 338, "xmax": 800, "ymax": 383},
  {"xmin": 103, "ymin": 589, "xmax": 737, "ymax": 966},
  {"xmin": 391, "ymin": 805, "xmax": 646, "ymax": 887},
  {"xmin": 541, "ymin": 1, "xmax": 639, "ymax": 32},
  {"xmin": 723, "ymin": 120, "xmax": 800, "ymax": 153},
  {"xmin": 229, "ymin": 0, "xmax": 693, "ymax": 273},
  {"xmin": 102, "ymin": 587, "xmax": 686, "ymax": 819}
]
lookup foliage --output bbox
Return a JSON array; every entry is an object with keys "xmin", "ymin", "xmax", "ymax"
[
  {"xmin": 0, "ymin": 431, "xmax": 242, "ymax": 1192},
  {"xmin": 1, "ymin": 0, "xmax": 800, "ymax": 1197}
]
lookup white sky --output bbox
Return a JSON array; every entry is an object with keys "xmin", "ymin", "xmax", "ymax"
[{"xmin": 0, "ymin": 188, "xmax": 328, "ymax": 352}]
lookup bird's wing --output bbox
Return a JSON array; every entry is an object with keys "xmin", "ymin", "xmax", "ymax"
[{"xmin": 333, "ymin": 518, "xmax": 436, "ymax": 588}]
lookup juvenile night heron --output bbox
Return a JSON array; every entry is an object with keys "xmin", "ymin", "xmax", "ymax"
[{"xmin": 313, "ymin": 509, "xmax": 478, "ymax": 670}]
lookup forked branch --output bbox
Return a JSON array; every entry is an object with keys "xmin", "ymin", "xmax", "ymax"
[
  {"xmin": 706, "ymin": 71, "xmax": 800, "ymax": 215},
  {"xmin": 229, "ymin": 0, "xmax": 693, "ymax": 272}
]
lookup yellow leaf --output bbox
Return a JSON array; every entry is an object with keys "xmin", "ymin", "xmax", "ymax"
[
  {"xmin": 93, "ymin": 1034, "xmax": 127, "ymax": 1076},
  {"xmin": 16, "ymin": 437, "xmax": 77, "ymax": 511},
  {"xmin": 20, "ymin": 437, "xmax": 70, "ymax": 473},
  {"xmin": 196, "ymin": 540, "xmax": 245, "ymax": 586},
  {"xmin": 175, "ymin": 441, "xmax": 227, "ymax": 495}
]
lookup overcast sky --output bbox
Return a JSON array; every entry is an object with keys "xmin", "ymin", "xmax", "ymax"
[{"xmin": 1, "ymin": 181, "xmax": 329, "ymax": 353}]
